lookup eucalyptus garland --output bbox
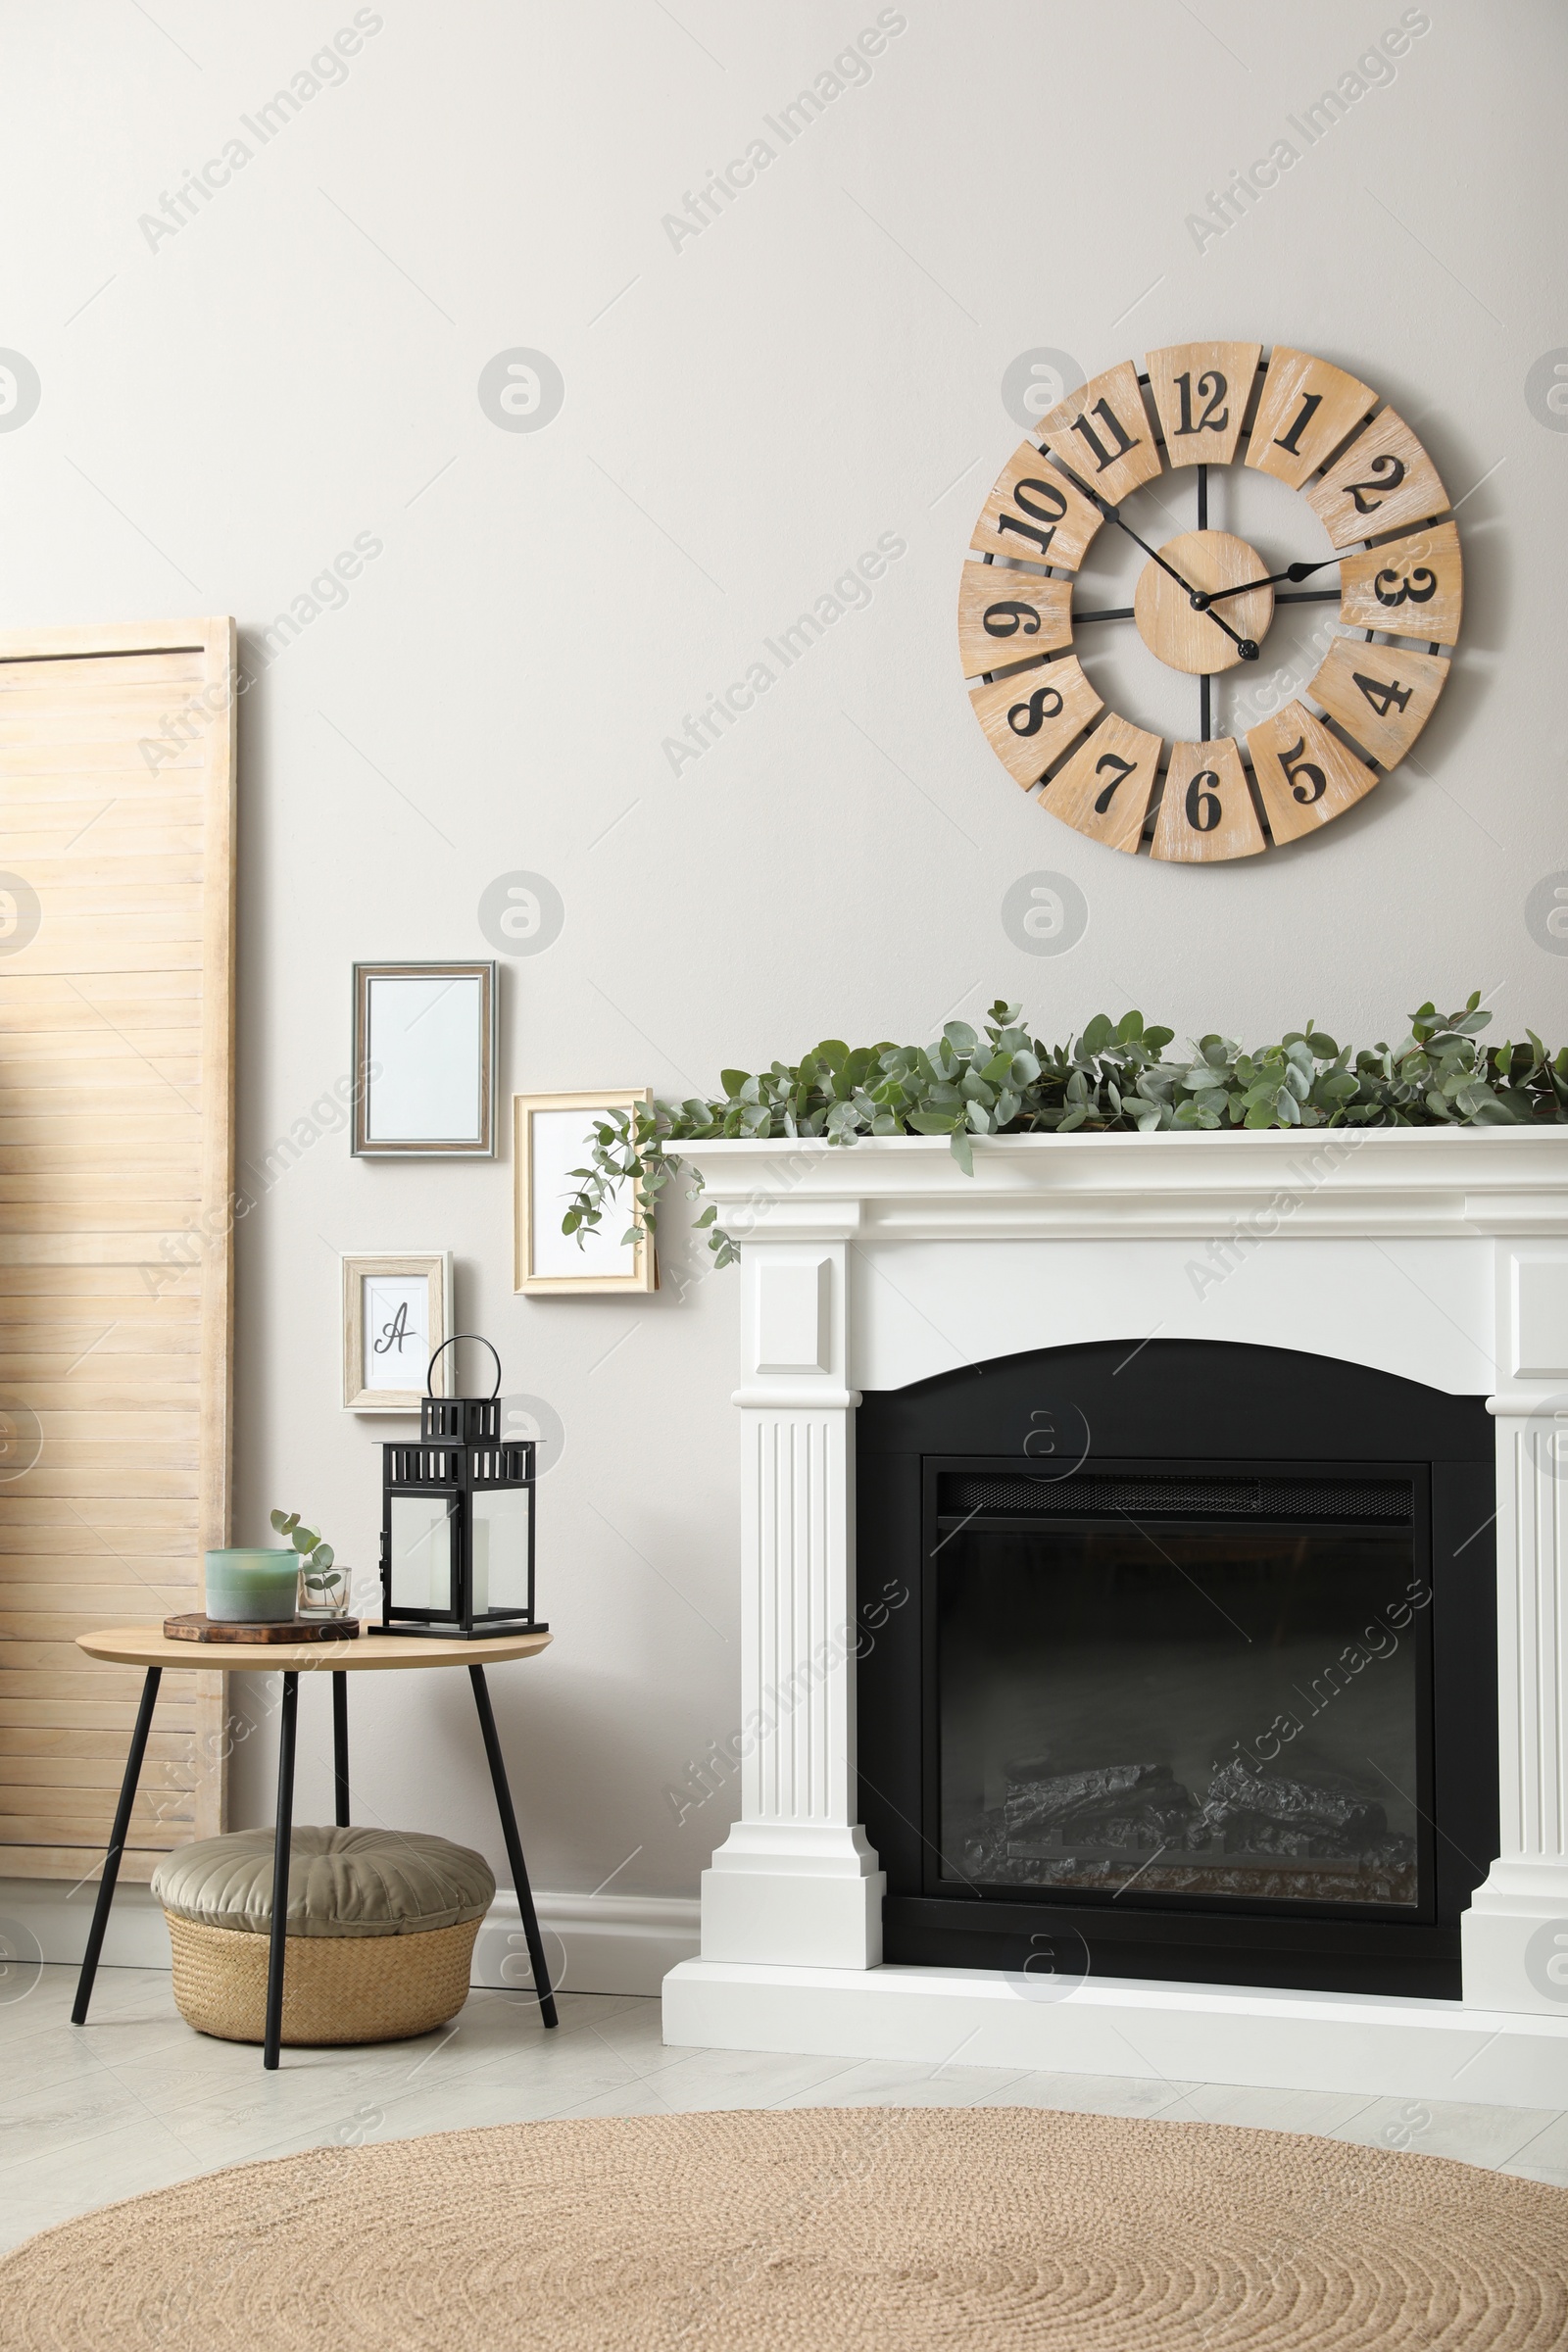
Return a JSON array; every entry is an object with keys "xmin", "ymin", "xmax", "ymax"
[{"xmin": 564, "ymin": 996, "xmax": 1567, "ymax": 1267}]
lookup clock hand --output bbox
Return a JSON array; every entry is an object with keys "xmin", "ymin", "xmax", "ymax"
[
  {"xmin": 1191, "ymin": 555, "xmax": 1341, "ymax": 611},
  {"xmin": 1092, "ymin": 499, "xmax": 1259, "ymax": 661}
]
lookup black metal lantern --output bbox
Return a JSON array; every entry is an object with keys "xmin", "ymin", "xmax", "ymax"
[{"xmin": 378, "ymin": 1337, "xmax": 545, "ymax": 1638}]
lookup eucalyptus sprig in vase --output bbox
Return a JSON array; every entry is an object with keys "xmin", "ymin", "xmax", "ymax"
[{"xmin": 270, "ymin": 1508, "xmax": 350, "ymax": 1619}]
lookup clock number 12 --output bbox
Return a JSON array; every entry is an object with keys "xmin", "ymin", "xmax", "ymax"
[{"xmin": 1171, "ymin": 371, "xmax": 1228, "ymax": 436}]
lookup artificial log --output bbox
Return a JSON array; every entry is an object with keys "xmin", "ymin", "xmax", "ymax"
[{"xmin": 1004, "ymin": 1761, "xmax": 1182, "ymax": 1836}]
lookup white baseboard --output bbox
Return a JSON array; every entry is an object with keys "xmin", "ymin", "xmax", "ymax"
[
  {"xmin": 2, "ymin": 1881, "xmax": 173, "ymax": 1970},
  {"xmin": 2, "ymin": 1881, "xmax": 699, "ymax": 2001},
  {"xmin": 473, "ymin": 1891, "xmax": 700, "ymax": 1998}
]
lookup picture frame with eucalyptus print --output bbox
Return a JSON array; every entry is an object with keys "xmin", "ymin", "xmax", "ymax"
[{"xmin": 514, "ymin": 1091, "xmax": 657, "ymax": 1295}]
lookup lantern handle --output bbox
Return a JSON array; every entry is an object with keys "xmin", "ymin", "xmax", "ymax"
[{"xmin": 426, "ymin": 1334, "xmax": 502, "ymax": 1399}]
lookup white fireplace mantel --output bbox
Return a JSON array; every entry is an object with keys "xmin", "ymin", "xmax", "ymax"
[
  {"xmin": 662, "ymin": 1129, "xmax": 1568, "ymax": 2106},
  {"xmin": 666, "ymin": 1124, "xmax": 1568, "ymax": 1240}
]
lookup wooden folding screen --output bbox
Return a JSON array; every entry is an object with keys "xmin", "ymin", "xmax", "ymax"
[{"xmin": 0, "ymin": 618, "xmax": 235, "ymax": 1882}]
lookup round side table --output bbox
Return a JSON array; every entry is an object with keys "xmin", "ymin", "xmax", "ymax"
[{"xmin": 71, "ymin": 1625, "xmax": 554, "ymax": 2069}]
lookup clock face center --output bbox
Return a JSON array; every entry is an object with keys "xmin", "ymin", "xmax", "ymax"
[{"xmin": 1132, "ymin": 528, "xmax": 1275, "ymax": 675}]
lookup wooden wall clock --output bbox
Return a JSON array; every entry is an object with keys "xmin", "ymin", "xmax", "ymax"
[{"xmin": 959, "ymin": 343, "xmax": 1461, "ymax": 859}]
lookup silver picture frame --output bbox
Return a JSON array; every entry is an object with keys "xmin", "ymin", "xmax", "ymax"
[{"xmin": 352, "ymin": 961, "xmax": 496, "ymax": 1157}]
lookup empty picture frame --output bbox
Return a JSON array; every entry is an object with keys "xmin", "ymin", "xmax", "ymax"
[
  {"xmin": 352, "ymin": 962, "xmax": 496, "ymax": 1155},
  {"xmin": 514, "ymin": 1090, "xmax": 656, "ymax": 1295},
  {"xmin": 342, "ymin": 1252, "xmax": 454, "ymax": 1412}
]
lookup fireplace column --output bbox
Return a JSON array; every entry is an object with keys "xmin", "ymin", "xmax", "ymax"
[
  {"xmin": 699, "ymin": 1237, "xmax": 885, "ymax": 1969},
  {"xmin": 1462, "ymin": 1236, "xmax": 1568, "ymax": 2016}
]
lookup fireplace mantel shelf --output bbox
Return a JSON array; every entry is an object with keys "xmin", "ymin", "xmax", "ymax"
[{"xmin": 672, "ymin": 1128, "xmax": 1568, "ymax": 1242}]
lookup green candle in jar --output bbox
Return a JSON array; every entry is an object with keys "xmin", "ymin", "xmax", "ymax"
[{"xmin": 204, "ymin": 1548, "xmax": 299, "ymax": 1624}]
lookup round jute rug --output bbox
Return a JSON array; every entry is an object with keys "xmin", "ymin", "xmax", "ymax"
[{"xmin": 4, "ymin": 2105, "xmax": 1564, "ymax": 2350}]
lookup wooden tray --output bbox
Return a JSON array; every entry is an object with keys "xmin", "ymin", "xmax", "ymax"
[{"xmin": 163, "ymin": 1613, "xmax": 361, "ymax": 1644}]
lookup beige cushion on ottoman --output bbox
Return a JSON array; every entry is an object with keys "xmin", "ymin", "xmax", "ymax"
[
  {"xmin": 152, "ymin": 1827, "xmax": 496, "ymax": 2047},
  {"xmin": 155, "ymin": 1825, "xmax": 495, "ymax": 1937}
]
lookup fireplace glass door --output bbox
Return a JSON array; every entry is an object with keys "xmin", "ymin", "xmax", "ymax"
[{"xmin": 934, "ymin": 1467, "xmax": 1431, "ymax": 1916}]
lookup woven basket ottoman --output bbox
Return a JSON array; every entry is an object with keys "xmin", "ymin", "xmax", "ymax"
[{"xmin": 151, "ymin": 1826, "xmax": 496, "ymax": 2047}]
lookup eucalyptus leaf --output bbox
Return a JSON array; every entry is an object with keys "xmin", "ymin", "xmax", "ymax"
[
  {"xmin": 273, "ymin": 1508, "xmax": 333, "ymax": 1573},
  {"xmin": 554, "ymin": 994, "xmax": 1563, "ymax": 1272}
]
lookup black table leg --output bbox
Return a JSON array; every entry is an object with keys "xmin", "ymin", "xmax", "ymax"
[
  {"xmin": 332, "ymin": 1671, "xmax": 350, "ymax": 1828},
  {"xmin": 73, "ymin": 1665, "xmax": 162, "ymax": 2026},
  {"xmin": 468, "ymin": 1663, "xmax": 558, "ymax": 2029},
  {"xmin": 263, "ymin": 1670, "xmax": 299, "ymax": 2070}
]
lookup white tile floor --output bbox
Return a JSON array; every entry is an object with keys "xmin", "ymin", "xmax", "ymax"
[{"xmin": 4, "ymin": 1963, "xmax": 1567, "ymax": 2255}]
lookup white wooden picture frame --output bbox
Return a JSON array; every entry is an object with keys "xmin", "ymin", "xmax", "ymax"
[
  {"xmin": 514, "ymin": 1091, "xmax": 657, "ymax": 1295},
  {"xmin": 342, "ymin": 1252, "xmax": 454, "ymax": 1411}
]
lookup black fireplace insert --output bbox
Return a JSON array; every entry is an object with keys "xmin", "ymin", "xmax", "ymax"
[{"xmin": 856, "ymin": 1339, "xmax": 1497, "ymax": 1999}]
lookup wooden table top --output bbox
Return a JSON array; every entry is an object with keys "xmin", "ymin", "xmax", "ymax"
[{"xmin": 76, "ymin": 1626, "xmax": 553, "ymax": 1673}]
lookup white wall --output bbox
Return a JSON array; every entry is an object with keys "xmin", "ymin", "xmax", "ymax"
[{"xmin": 4, "ymin": 1, "xmax": 1566, "ymax": 1919}]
